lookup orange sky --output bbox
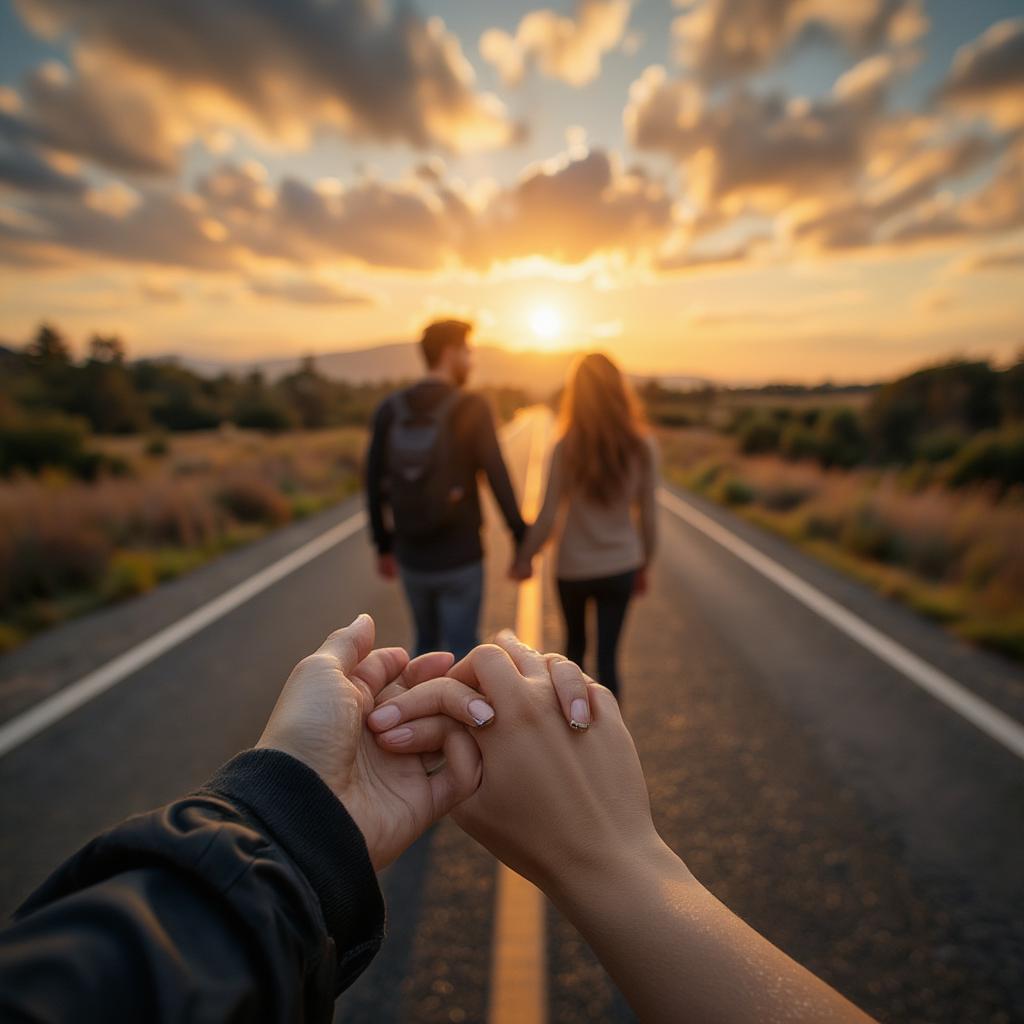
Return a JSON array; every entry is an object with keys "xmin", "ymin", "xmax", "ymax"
[{"xmin": 0, "ymin": 1, "xmax": 1022, "ymax": 381}]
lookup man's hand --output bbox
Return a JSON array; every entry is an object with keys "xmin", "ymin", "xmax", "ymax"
[
  {"xmin": 256, "ymin": 615, "xmax": 481, "ymax": 870},
  {"xmin": 377, "ymin": 554, "xmax": 398, "ymax": 580}
]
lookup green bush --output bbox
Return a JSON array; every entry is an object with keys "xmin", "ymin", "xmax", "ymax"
[
  {"xmin": 914, "ymin": 429, "xmax": 965, "ymax": 464},
  {"xmin": 946, "ymin": 427, "xmax": 1024, "ymax": 491},
  {"xmin": 815, "ymin": 407, "xmax": 867, "ymax": 468},
  {"xmin": 717, "ymin": 476, "xmax": 756, "ymax": 506},
  {"xmin": 0, "ymin": 414, "xmax": 88, "ymax": 476},
  {"xmin": 102, "ymin": 551, "xmax": 157, "ymax": 601},
  {"xmin": 737, "ymin": 415, "xmax": 782, "ymax": 455},
  {"xmin": 839, "ymin": 504, "xmax": 904, "ymax": 564},
  {"xmin": 780, "ymin": 423, "xmax": 820, "ymax": 461}
]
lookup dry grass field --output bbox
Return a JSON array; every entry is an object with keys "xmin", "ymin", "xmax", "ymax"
[
  {"xmin": 659, "ymin": 428, "xmax": 1024, "ymax": 663},
  {"xmin": 0, "ymin": 428, "xmax": 366, "ymax": 652}
]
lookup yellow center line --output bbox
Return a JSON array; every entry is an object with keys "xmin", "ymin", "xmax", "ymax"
[{"xmin": 488, "ymin": 407, "xmax": 550, "ymax": 1024}]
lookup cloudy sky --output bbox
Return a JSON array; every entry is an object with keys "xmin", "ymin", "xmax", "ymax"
[{"xmin": 0, "ymin": 0, "xmax": 1021, "ymax": 381}]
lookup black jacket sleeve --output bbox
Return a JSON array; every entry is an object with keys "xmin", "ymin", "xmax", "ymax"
[
  {"xmin": 472, "ymin": 398, "xmax": 527, "ymax": 544},
  {"xmin": 365, "ymin": 398, "xmax": 394, "ymax": 555},
  {"xmin": 0, "ymin": 748, "xmax": 385, "ymax": 1024}
]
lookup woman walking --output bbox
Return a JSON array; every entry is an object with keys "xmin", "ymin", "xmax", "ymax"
[{"xmin": 512, "ymin": 353, "xmax": 658, "ymax": 698}]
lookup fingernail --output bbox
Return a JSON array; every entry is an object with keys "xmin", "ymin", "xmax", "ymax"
[
  {"xmin": 496, "ymin": 628, "xmax": 516, "ymax": 641},
  {"xmin": 468, "ymin": 699, "xmax": 495, "ymax": 727},
  {"xmin": 382, "ymin": 727, "xmax": 414, "ymax": 746},
  {"xmin": 570, "ymin": 698, "xmax": 590, "ymax": 731},
  {"xmin": 368, "ymin": 704, "xmax": 401, "ymax": 729}
]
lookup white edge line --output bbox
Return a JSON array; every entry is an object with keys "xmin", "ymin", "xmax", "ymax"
[
  {"xmin": 0, "ymin": 510, "xmax": 367, "ymax": 759},
  {"xmin": 658, "ymin": 488, "xmax": 1024, "ymax": 762}
]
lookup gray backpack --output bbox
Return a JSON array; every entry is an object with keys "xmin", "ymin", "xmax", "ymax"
[{"xmin": 387, "ymin": 389, "xmax": 464, "ymax": 537}]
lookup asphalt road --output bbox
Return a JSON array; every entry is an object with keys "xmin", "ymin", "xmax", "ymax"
[{"xmin": 1, "ymin": 410, "xmax": 1022, "ymax": 1023}]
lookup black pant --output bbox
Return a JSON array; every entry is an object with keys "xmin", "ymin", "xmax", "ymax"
[{"xmin": 556, "ymin": 570, "xmax": 636, "ymax": 698}]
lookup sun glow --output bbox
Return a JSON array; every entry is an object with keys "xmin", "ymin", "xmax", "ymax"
[{"xmin": 528, "ymin": 305, "xmax": 563, "ymax": 343}]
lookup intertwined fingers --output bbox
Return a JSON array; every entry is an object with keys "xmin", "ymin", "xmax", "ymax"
[{"xmin": 373, "ymin": 650, "xmax": 455, "ymax": 706}]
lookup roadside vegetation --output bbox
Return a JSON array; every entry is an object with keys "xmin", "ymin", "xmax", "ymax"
[
  {"xmin": 650, "ymin": 356, "xmax": 1024, "ymax": 663},
  {"xmin": 0, "ymin": 323, "xmax": 528, "ymax": 654}
]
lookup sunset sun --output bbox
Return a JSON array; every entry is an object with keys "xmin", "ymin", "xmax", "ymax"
[{"xmin": 528, "ymin": 305, "xmax": 563, "ymax": 345}]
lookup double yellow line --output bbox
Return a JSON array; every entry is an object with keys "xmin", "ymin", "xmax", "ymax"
[{"xmin": 488, "ymin": 410, "xmax": 550, "ymax": 1024}]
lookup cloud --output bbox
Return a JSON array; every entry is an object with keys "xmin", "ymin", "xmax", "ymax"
[
  {"xmin": 626, "ymin": 56, "xmax": 901, "ymax": 214},
  {"xmin": 671, "ymin": 0, "xmax": 928, "ymax": 83},
  {"xmin": 0, "ymin": 188, "xmax": 239, "ymax": 270},
  {"xmin": 249, "ymin": 277, "xmax": 374, "ymax": 306},
  {"xmin": 656, "ymin": 237, "xmax": 764, "ymax": 273},
  {"xmin": 139, "ymin": 279, "xmax": 184, "ymax": 305},
  {"xmin": 0, "ymin": 147, "xmax": 675, "ymax": 274},
  {"xmin": 464, "ymin": 148, "xmax": 672, "ymax": 265},
  {"xmin": 0, "ymin": 137, "xmax": 87, "ymax": 196},
  {"xmin": 481, "ymin": 0, "xmax": 632, "ymax": 86},
  {"xmin": 14, "ymin": 58, "xmax": 188, "ymax": 175},
  {"xmin": 626, "ymin": 53, "xmax": 1010, "ymax": 261},
  {"xmin": 885, "ymin": 142, "xmax": 1024, "ymax": 248},
  {"xmin": 937, "ymin": 18, "xmax": 1024, "ymax": 130},
  {"xmin": 11, "ymin": 0, "xmax": 519, "ymax": 160},
  {"xmin": 959, "ymin": 246, "xmax": 1024, "ymax": 272}
]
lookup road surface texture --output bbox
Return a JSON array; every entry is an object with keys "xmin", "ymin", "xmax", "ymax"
[{"xmin": 1, "ymin": 409, "xmax": 1021, "ymax": 1023}]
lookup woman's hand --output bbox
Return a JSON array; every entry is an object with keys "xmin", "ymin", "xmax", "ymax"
[{"xmin": 256, "ymin": 614, "xmax": 482, "ymax": 871}]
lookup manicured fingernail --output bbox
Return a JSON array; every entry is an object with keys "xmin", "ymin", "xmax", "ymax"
[
  {"xmin": 382, "ymin": 727, "xmax": 414, "ymax": 746},
  {"xmin": 570, "ymin": 698, "xmax": 590, "ymax": 730},
  {"xmin": 468, "ymin": 699, "xmax": 495, "ymax": 727},
  {"xmin": 368, "ymin": 704, "xmax": 401, "ymax": 729}
]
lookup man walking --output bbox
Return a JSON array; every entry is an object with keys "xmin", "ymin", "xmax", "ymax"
[{"xmin": 365, "ymin": 319, "xmax": 526, "ymax": 659}]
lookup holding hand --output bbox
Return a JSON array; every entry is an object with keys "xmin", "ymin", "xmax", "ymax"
[
  {"xmin": 368, "ymin": 630, "xmax": 656, "ymax": 892},
  {"xmin": 508, "ymin": 557, "xmax": 533, "ymax": 581},
  {"xmin": 257, "ymin": 614, "xmax": 481, "ymax": 870}
]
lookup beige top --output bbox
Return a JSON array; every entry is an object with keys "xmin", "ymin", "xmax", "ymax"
[{"xmin": 519, "ymin": 434, "xmax": 659, "ymax": 580}]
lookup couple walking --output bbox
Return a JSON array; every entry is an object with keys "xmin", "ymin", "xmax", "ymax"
[{"xmin": 365, "ymin": 318, "xmax": 658, "ymax": 696}]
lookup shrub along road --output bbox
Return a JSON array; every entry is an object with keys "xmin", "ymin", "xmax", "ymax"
[{"xmin": 0, "ymin": 412, "xmax": 1021, "ymax": 1023}]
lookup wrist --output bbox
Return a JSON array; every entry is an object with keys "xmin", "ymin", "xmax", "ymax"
[{"xmin": 545, "ymin": 830, "xmax": 696, "ymax": 916}]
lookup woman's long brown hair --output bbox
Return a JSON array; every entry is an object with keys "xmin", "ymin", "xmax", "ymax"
[{"xmin": 559, "ymin": 352, "xmax": 648, "ymax": 504}]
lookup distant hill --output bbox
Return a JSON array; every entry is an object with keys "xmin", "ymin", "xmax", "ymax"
[{"xmin": 177, "ymin": 342, "xmax": 587, "ymax": 395}]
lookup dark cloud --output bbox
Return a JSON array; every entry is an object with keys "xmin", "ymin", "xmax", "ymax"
[
  {"xmin": 672, "ymin": 0, "xmax": 927, "ymax": 83},
  {"xmin": 0, "ymin": 145, "xmax": 87, "ymax": 196},
  {"xmin": 0, "ymin": 187, "xmax": 238, "ymax": 269},
  {"xmin": 0, "ymin": 147, "xmax": 673, "ymax": 273},
  {"xmin": 937, "ymin": 18, "xmax": 1024, "ymax": 129},
  {"xmin": 17, "ymin": 59, "xmax": 183, "ymax": 175},
  {"xmin": 12, "ymin": 0, "xmax": 519, "ymax": 161},
  {"xmin": 887, "ymin": 142, "xmax": 1024, "ymax": 247},
  {"xmin": 626, "ymin": 56, "xmax": 899, "ymax": 211}
]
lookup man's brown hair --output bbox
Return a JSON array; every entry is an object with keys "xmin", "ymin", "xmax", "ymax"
[{"xmin": 420, "ymin": 319, "xmax": 472, "ymax": 368}]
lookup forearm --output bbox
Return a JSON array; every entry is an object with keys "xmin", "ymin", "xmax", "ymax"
[
  {"xmin": 0, "ymin": 750, "xmax": 384, "ymax": 1023},
  {"xmin": 550, "ymin": 838, "xmax": 873, "ymax": 1024},
  {"xmin": 365, "ymin": 406, "xmax": 394, "ymax": 553}
]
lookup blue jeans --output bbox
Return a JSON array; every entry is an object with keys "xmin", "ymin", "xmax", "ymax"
[{"xmin": 398, "ymin": 560, "xmax": 484, "ymax": 661}]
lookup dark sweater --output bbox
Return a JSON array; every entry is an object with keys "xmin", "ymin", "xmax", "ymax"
[
  {"xmin": 0, "ymin": 749, "xmax": 384, "ymax": 1023},
  {"xmin": 365, "ymin": 380, "xmax": 526, "ymax": 571}
]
